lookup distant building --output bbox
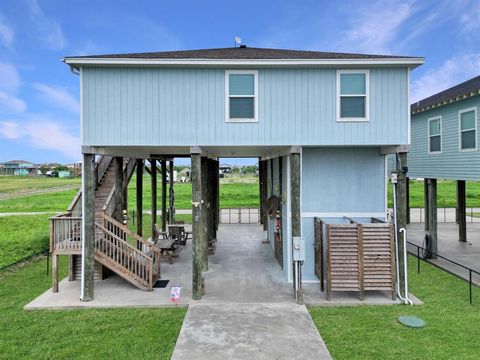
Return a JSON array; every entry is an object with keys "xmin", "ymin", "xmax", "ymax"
[{"xmin": 0, "ymin": 160, "xmax": 38, "ymax": 176}]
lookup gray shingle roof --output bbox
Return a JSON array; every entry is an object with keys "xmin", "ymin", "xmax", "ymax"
[
  {"xmin": 66, "ymin": 46, "xmax": 417, "ymax": 60},
  {"xmin": 411, "ymin": 75, "xmax": 480, "ymax": 114}
]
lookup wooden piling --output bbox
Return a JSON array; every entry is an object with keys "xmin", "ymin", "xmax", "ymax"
[
  {"xmin": 114, "ymin": 157, "xmax": 124, "ymax": 222},
  {"xmin": 290, "ymin": 149, "xmax": 303, "ymax": 304},
  {"xmin": 406, "ymin": 177, "xmax": 410, "ymax": 224},
  {"xmin": 191, "ymin": 151, "xmax": 204, "ymax": 300},
  {"xmin": 169, "ymin": 160, "xmax": 175, "ymax": 224},
  {"xmin": 81, "ymin": 153, "xmax": 95, "ymax": 301},
  {"xmin": 161, "ymin": 160, "xmax": 167, "ymax": 231},
  {"xmin": 424, "ymin": 179, "xmax": 429, "ymax": 231},
  {"xmin": 427, "ymin": 178, "xmax": 438, "ymax": 258},
  {"xmin": 136, "ymin": 159, "xmax": 143, "ymax": 247},
  {"xmin": 151, "ymin": 159, "xmax": 157, "ymax": 236},
  {"xmin": 200, "ymin": 157, "xmax": 208, "ymax": 271},
  {"xmin": 457, "ymin": 180, "xmax": 466, "ymax": 243},
  {"xmin": 395, "ymin": 152, "xmax": 408, "ymax": 297}
]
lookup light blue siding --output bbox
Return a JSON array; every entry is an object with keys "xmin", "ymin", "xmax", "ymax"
[
  {"xmin": 300, "ymin": 147, "xmax": 387, "ymax": 281},
  {"xmin": 409, "ymin": 96, "xmax": 480, "ymax": 180},
  {"xmin": 82, "ymin": 67, "xmax": 409, "ymax": 146}
]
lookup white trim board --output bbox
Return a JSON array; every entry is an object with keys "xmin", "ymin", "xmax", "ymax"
[
  {"xmin": 64, "ymin": 57, "xmax": 425, "ymax": 68},
  {"xmin": 301, "ymin": 212, "xmax": 386, "ymax": 218}
]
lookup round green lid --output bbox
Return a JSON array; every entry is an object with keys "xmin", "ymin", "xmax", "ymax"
[{"xmin": 398, "ymin": 315, "xmax": 426, "ymax": 328}]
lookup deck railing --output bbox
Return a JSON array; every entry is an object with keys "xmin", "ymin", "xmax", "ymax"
[{"xmin": 50, "ymin": 213, "xmax": 82, "ymax": 254}]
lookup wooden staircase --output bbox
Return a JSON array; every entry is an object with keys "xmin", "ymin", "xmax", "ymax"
[{"xmin": 50, "ymin": 156, "xmax": 161, "ymax": 292}]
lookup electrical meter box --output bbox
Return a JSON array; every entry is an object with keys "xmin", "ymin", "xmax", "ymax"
[{"xmin": 293, "ymin": 237, "xmax": 305, "ymax": 261}]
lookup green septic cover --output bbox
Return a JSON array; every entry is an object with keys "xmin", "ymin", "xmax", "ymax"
[{"xmin": 398, "ymin": 316, "xmax": 426, "ymax": 328}]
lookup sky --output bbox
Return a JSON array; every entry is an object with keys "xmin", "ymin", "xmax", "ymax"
[{"xmin": 0, "ymin": 0, "xmax": 479, "ymax": 165}]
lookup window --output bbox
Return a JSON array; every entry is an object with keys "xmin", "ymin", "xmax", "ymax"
[
  {"xmin": 459, "ymin": 107, "xmax": 477, "ymax": 151},
  {"xmin": 337, "ymin": 70, "xmax": 369, "ymax": 121},
  {"xmin": 428, "ymin": 116, "xmax": 442, "ymax": 153},
  {"xmin": 225, "ymin": 70, "xmax": 258, "ymax": 122}
]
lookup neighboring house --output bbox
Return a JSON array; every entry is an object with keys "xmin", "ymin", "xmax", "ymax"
[
  {"xmin": 219, "ymin": 163, "xmax": 232, "ymax": 173},
  {"xmin": 53, "ymin": 46, "xmax": 423, "ymax": 302},
  {"xmin": 407, "ymin": 75, "xmax": 480, "ymax": 248},
  {"xmin": 0, "ymin": 160, "xmax": 37, "ymax": 176}
]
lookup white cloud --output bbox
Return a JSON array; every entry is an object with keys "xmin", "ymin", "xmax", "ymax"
[
  {"xmin": 0, "ymin": 118, "xmax": 80, "ymax": 160},
  {"xmin": 0, "ymin": 14, "xmax": 14, "ymax": 48},
  {"xmin": 0, "ymin": 62, "xmax": 21, "ymax": 92},
  {"xmin": 0, "ymin": 91, "xmax": 27, "ymax": 113},
  {"xmin": 33, "ymin": 83, "xmax": 79, "ymax": 113},
  {"xmin": 27, "ymin": 0, "xmax": 66, "ymax": 50},
  {"xmin": 337, "ymin": 0, "xmax": 416, "ymax": 54},
  {"xmin": 460, "ymin": 1, "xmax": 480, "ymax": 33},
  {"xmin": 411, "ymin": 54, "xmax": 480, "ymax": 103},
  {"xmin": 0, "ymin": 121, "xmax": 19, "ymax": 139}
]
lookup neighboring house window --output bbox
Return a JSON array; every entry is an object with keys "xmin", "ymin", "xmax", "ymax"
[
  {"xmin": 225, "ymin": 70, "xmax": 258, "ymax": 122},
  {"xmin": 459, "ymin": 107, "xmax": 477, "ymax": 151},
  {"xmin": 337, "ymin": 70, "xmax": 369, "ymax": 121},
  {"xmin": 428, "ymin": 116, "xmax": 442, "ymax": 153}
]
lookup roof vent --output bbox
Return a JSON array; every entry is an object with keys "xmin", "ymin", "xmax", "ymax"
[{"xmin": 240, "ymin": 45, "xmax": 247, "ymax": 48}]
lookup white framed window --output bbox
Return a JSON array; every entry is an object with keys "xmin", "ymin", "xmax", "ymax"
[
  {"xmin": 428, "ymin": 116, "xmax": 442, "ymax": 153},
  {"xmin": 336, "ymin": 69, "xmax": 369, "ymax": 122},
  {"xmin": 225, "ymin": 70, "xmax": 258, "ymax": 122},
  {"xmin": 459, "ymin": 107, "xmax": 477, "ymax": 151}
]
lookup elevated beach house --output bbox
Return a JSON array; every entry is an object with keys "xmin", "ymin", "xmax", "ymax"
[
  {"xmin": 54, "ymin": 47, "xmax": 423, "ymax": 303},
  {"xmin": 407, "ymin": 75, "xmax": 480, "ymax": 252}
]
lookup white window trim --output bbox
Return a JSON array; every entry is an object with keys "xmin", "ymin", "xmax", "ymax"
[
  {"xmin": 458, "ymin": 107, "xmax": 478, "ymax": 152},
  {"xmin": 336, "ymin": 69, "xmax": 370, "ymax": 122},
  {"xmin": 428, "ymin": 116, "xmax": 442, "ymax": 154},
  {"xmin": 225, "ymin": 70, "xmax": 258, "ymax": 123}
]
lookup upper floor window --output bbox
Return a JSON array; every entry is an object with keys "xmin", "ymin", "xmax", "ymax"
[
  {"xmin": 459, "ymin": 107, "xmax": 477, "ymax": 151},
  {"xmin": 337, "ymin": 70, "xmax": 369, "ymax": 122},
  {"xmin": 225, "ymin": 70, "xmax": 258, "ymax": 122},
  {"xmin": 428, "ymin": 116, "xmax": 442, "ymax": 153}
]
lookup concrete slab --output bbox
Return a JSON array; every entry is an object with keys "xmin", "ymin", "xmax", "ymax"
[
  {"xmin": 26, "ymin": 224, "xmax": 405, "ymax": 309},
  {"xmin": 407, "ymin": 222, "xmax": 480, "ymax": 285},
  {"xmin": 171, "ymin": 303, "xmax": 332, "ymax": 360}
]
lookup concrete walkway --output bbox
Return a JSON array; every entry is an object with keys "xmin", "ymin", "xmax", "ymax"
[{"xmin": 172, "ymin": 303, "xmax": 331, "ymax": 360}]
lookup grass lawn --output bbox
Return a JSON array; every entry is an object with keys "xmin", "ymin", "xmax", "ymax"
[
  {"xmin": 309, "ymin": 256, "xmax": 480, "ymax": 359},
  {"xmin": 388, "ymin": 179, "xmax": 480, "ymax": 208},
  {"xmin": 0, "ymin": 215, "xmax": 50, "ymax": 268},
  {"xmin": 0, "ymin": 189, "xmax": 78, "ymax": 213},
  {"xmin": 0, "ymin": 175, "xmax": 80, "ymax": 194},
  {"xmin": 0, "ymin": 258, "xmax": 186, "ymax": 359},
  {"xmin": 127, "ymin": 175, "xmax": 259, "ymax": 209}
]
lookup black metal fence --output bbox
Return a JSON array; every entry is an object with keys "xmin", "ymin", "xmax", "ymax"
[
  {"xmin": 0, "ymin": 248, "xmax": 50, "ymax": 274},
  {"xmin": 407, "ymin": 241, "xmax": 480, "ymax": 304}
]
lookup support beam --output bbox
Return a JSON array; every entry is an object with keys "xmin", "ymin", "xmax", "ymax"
[
  {"xmin": 215, "ymin": 160, "xmax": 220, "ymax": 230},
  {"xmin": 424, "ymin": 179, "xmax": 429, "ymax": 231},
  {"xmin": 114, "ymin": 157, "xmax": 124, "ymax": 222},
  {"xmin": 169, "ymin": 160, "xmax": 175, "ymax": 224},
  {"xmin": 395, "ymin": 152, "xmax": 408, "ymax": 298},
  {"xmin": 150, "ymin": 159, "xmax": 157, "ymax": 236},
  {"xmin": 52, "ymin": 254, "xmax": 59, "ymax": 293},
  {"xmin": 136, "ymin": 159, "xmax": 143, "ymax": 247},
  {"xmin": 457, "ymin": 180, "xmax": 466, "ymax": 243},
  {"xmin": 406, "ymin": 177, "xmax": 410, "ymax": 224},
  {"xmin": 191, "ymin": 152, "xmax": 204, "ymax": 300},
  {"xmin": 81, "ymin": 153, "xmax": 95, "ymax": 301},
  {"xmin": 161, "ymin": 160, "xmax": 167, "ymax": 231},
  {"xmin": 290, "ymin": 150, "xmax": 303, "ymax": 304},
  {"xmin": 200, "ymin": 157, "xmax": 208, "ymax": 271},
  {"xmin": 427, "ymin": 178, "xmax": 438, "ymax": 258}
]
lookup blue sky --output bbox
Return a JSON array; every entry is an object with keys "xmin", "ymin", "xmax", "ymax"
[{"xmin": 0, "ymin": 0, "xmax": 479, "ymax": 165}]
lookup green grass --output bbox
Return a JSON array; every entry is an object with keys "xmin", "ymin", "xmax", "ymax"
[
  {"xmin": 388, "ymin": 179, "xmax": 480, "ymax": 208},
  {"xmin": 0, "ymin": 175, "xmax": 80, "ymax": 193},
  {"xmin": 0, "ymin": 258, "xmax": 186, "ymax": 359},
  {"xmin": 127, "ymin": 175, "xmax": 259, "ymax": 209},
  {"xmin": 309, "ymin": 256, "xmax": 480, "ymax": 359},
  {"xmin": 0, "ymin": 215, "xmax": 50, "ymax": 268},
  {"xmin": 0, "ymin": 189, "xmax": 78, "ymax": 213}
]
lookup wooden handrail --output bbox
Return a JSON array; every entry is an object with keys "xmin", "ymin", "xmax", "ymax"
[{"xmin": 95, "ymin": 223, "xmax": 153, "ymax": 262}]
